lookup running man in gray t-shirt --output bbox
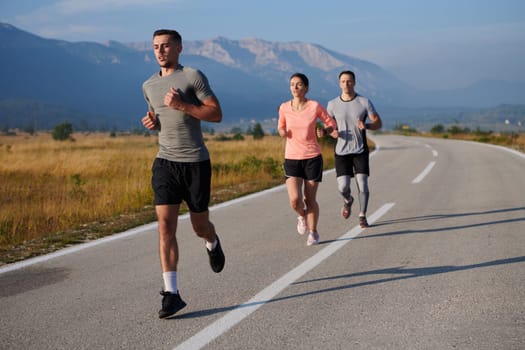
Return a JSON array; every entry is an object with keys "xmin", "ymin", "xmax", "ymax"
[
  {"xmin": 322, "ymin": 70, "xmax": 382, "ymax": 228},
  {"xmin": 141, "ymin": 29, "xmax": 225, "ymax": 319}
]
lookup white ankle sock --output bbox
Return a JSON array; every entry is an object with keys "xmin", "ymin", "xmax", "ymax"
[
  {"xmin": 206, "ymin": 239, "xmax": 218, "ymax": 251},
  {"xmin": 162, "ymin": 271, "xmax": 177, "ymax": 293}
]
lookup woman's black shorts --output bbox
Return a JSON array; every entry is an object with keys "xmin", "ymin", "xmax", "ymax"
[{"xmin": 283, "ymin": 154, "xmax": 323, "ymax": 182}]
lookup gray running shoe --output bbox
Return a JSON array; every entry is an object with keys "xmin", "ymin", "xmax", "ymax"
[{"xmin": 341, "ymin": 196, "xmax": 354, "ymax": 219}]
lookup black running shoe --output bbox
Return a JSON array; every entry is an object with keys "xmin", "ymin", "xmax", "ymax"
[
  {"xmin": 207, "ymin": 236, "xmax": 225, "ymax": 273},
  {"xmin": 159, "ymin": 291, "xmax": 186, "ymax": 319}
]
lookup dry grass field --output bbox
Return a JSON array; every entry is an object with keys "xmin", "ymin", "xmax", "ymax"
[{"xmin": 0, "ymin": 132, "xmax": 335, "ymax": 264}]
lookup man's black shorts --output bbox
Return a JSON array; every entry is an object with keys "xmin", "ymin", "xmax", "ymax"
[
  {"xmin": 335, "ymin": 151, "xmax": 369, "ymax": 177},
  {"xmin": 151, "ymin": 158, "xmax": 211, "ymax": 213},
  {"xmin": 283, "ymin": 154, "xmax": 323, "ymax": 182}
]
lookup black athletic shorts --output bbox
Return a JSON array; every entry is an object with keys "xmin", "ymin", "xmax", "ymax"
[
  {"xmin": 283, "ymin": 154, "xmax": 323, "ymax": 182},
  {"xmin": 151, "ymin": 158, "xmax": 211, "ymax": 213},
  {"xmin": 335, "ymin": 151, "xmax": 370, "ymax": 177}
]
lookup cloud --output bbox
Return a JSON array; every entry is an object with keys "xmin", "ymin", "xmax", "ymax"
[
  {"xmin": 10, "ymin": 0, "xmax": 184, "ymax": 42},
  {"xmin": 52, "ymin": 0, "xmax": 175, "ymax": 14},
  {"xmin": 14, "ymin": 0, "xmax": 177, "ymax": 19}
]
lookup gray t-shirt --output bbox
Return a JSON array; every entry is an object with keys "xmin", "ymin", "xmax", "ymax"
[
  {"xmin": 326, "ymin": 94, "xmax": 377, "ymax": 155},
  {"xmin": 142, "ymin": 65, "xmax": 215, "ymax": 162}
]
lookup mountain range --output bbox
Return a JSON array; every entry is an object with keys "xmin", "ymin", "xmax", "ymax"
[{"xmin": 1, "ymin": 22, "xmax": 524, "ymax": 132}]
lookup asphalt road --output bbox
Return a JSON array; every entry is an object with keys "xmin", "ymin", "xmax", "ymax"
[{"xmin": 1, "ymin": 134, "xmax": 524, "ymax": 350}]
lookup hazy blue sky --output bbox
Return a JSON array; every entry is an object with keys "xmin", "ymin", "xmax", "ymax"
[{"xmin": 2, "ymin": 0, "xmax": 524, "ymax": 90}]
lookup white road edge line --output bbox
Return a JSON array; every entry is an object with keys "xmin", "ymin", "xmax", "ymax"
[
  {"xmin": 483, "ymin": 142, "xmax": 525, "ymax": 159},
  {"xmin": 412, "ymin": 161, "xmax": 436, "ymax": 184},
  {"xmin": 173, "ymin": 202, "xmax": 396, "ymax": 350}
]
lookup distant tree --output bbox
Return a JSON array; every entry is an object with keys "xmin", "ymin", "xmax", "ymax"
[
  {"xmin": 232, "ymin": 132, "xmax": 245, "ymax": 140},
  {"xmin": 473, "ymin": 127, "xmax": 492, "ymax": 136},
  {"xmin": 430, "ymin": 124, "xmax": 445, "ymax": 134},
  {"xmin": 251, "ymin": 122, "xmax": 265, "ymax": 140},
  {"xmin": 52, "ymin": 121, "xmax": 73, "ymax": 141},
  {"xmin": 447, "ymin": 125, "xmax": 463, "ymax": 135},
  {"xmin": 214, "ymin": 134, "xmax": 231, "ymax": 141}
]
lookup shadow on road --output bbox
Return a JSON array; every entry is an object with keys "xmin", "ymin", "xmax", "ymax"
[
  {"xmin": 293, "ymin": 255, "xmax": 525, "ymax": 286},
  {"xmin": 355, "ymin": 206, "xmax": 525, "ymax": 240},
  {"xmin": 173, "ymin": 255, "xmax": 524, "ymax": 319},
  {"xmin": 284, "ymin": 255, "xmax": 525, "ymax": 301},
  {"xmin": 374, "ymin": 206, "xmax": 524, "ymax": 226}
]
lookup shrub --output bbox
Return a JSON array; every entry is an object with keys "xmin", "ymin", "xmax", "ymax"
[
  {"xmin": 232, "ymin": 133, "xmax": 244, "ymax": 141},
  {"xmin": 430, "ymin": 124, "xmax": 444, "ymax": 134},
  {"xmin": 52, "ymin": 122, "xmax": 73, "ymax": 141},
  {"xmin": 251, "ymin": 123, "xmax": 265, "ymax": 140}
]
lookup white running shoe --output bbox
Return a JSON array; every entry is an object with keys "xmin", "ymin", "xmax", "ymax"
[
  {"xmin": 307, "ymin": 231, "xmax": 320, "ymax": 246},
  {"xmin": 297, "ymin": 216, "xmax": 307, "ymax": 235}
]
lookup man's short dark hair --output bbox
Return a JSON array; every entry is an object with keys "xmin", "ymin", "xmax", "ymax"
[
  {"xmin": 338, "ymin": 70, "xmax": 355, "ymax": 81},
  {"xmin": 153, "ymin": 29, "xmax": 182, "ymax": 43}
]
